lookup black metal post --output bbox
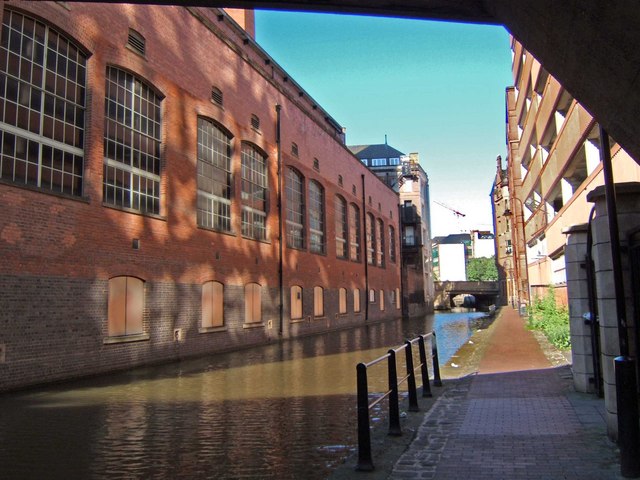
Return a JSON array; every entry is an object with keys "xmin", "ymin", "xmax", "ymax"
[
  {"xmin": 387, "ymin": 350, "xmax": 402, "ymax": 436},
  {"xmin": 355, "ymin": 362, "xmax": 374, "ymax": 471},
  {"xmin": 404, "ymin": 341, "xmax": 420, "ymax": 412},
  {"xmin": 418, "ymin": 336, "xmax": 432, "ymax": 397},
  {"xmin": 600, "ymin": 126, "xmax": 640, "ymax": 478},
  {"xmin": 431, "ymin": 331, "xmax": 443, "ymax": 387}
]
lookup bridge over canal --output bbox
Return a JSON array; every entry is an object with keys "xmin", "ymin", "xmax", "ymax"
[{"xmin": 434, "ymin": 281, "xmax": 500, "ymax": 310}]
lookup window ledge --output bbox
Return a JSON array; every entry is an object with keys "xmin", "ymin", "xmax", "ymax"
[
  {"xmin": 199, "ymin": 326, "xmax": 227, "ymax": 334},
  {"xmin": 313, "ymin": 315, "xmax": 326, "ymax": 321},
  {"xmin": 290, "ymin": 318, "xmax": 305, "ymax": 324},
  {"xmin": 103, "ymin": 333, "xmax": 150, "ymax": 344},
  {"xmin": 241, "ymin": 235, "xmax": 271, "ymax": 245},
  {"xmin": 198, "ymin": 225, "xmax": 236, "ymax": 237},
  {"xmin": 0, "ymin": 178, "xmax": 90, "ymax": 203},
  {"xmin": 102, "ymin": 203, "xmax": 167, "ymax": 221},
  {"xmin": 242, "ymin": 322, "xmax": 265, "ymax": 329}
]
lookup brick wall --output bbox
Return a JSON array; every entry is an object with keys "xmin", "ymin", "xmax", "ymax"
[{"xmin": 0, "ymin": 2, "xmax": 402, "ymax": 391}]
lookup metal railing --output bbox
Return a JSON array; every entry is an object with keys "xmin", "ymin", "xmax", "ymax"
[{"xmin": 355, "ymin": 331, "xmax": 442, "ymax": 471}]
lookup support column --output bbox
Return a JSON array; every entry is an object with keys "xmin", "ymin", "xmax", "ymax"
[{"xmin": 587, "ymin": 182, "xmax": 640, "ymax": 440}]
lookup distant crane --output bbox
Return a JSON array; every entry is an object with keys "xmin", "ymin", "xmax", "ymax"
[
  {"xmin": 433, "ymin": 200, "xmax": 466, "ymax": 218},
  {"xmin": 433, "ymin": 200, "xmax": 466, "ymax": 232}
]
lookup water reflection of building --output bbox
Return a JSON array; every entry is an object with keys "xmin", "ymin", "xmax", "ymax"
[
  {"xmin": 349, "ymin": 144, "xmax": 434, "ymax": 315},
  {"xmin": 0, "ymin": 4, "xmax": 402, "ymax": 391}
]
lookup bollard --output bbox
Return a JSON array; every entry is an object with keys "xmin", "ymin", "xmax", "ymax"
[
  {"xmin": 418, "ymin": 335, "xmax": 432, "ymax": 397},
  {"xmin": 615, "ymin": 356, "xmax": 640, "ymax": 478},
  {"xmin": 355, "ymin": 362, "xmax": 374, "ymax": 471},
  {"xmin": 404, "ymin": 341, "xmax": 420, "ymax": 412},
  {"xmin": 387, "ymin": 349, "xmax": 402, "ymax": 436},
  {"xmin": 431, "ymin": 331, "xmax": 443, "ymax": 387}
]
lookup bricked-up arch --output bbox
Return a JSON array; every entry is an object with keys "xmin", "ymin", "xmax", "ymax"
[
  {"xmin": 107, "ymin": 276, "xmax": 144, "ymax": 337},
  {"xmin": 74, "ymin": 1, "xmax": 640, "ymax": 164},
  {"xmin": 201, "ymin": 280, "xmax": 224, "ymax": 328}
]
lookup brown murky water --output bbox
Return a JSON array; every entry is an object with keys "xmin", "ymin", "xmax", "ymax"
[{"xmin": 0, "ymin": 312, "xmax": 487, "ymax": 479}]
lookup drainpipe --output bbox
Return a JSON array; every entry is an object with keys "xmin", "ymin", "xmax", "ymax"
[
  {"xmin": 361, "ymin": 174, "xmax": 369, "ymax": 321},
  {"xmin": 276, "ymin": 104, "xmax": 284, "ymax": 336},
  {"xmin": 600, "ymin": 126, "xmax": 640, "ymax": 478}
]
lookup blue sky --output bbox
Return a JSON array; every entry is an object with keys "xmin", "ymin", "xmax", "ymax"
[{"xmin": 255, "ymin": 11, "xmax": 513, "ymax": 237}]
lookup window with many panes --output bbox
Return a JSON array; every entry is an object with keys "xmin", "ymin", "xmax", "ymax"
[
  {"xmin": 197, "ymin": 117, "xmax": 232, "ymax": 232},
  {"xmin": 349, "ymin": 203, "xmax": 361, "ymax": 262},
  {"xmin": 309, "ymin": 180, "xmax": 325, "ymax": 254},
  {"xmin": 376, "ymin": 218, "xmax": 384, "ymax": 267},
  {"xmin": 285, "ymin": 167, "xmax": 304, "ymax": 249},
  {"xmin": 241, "ymin": 143, "xmax": 267, "ymax": 240},
  {"xmin": 389, "ymin": 225, "xmax": 397, "ymax": 263},
  {"xmin": 201, "ymin": 280, "xmax": 224, "ymax": 329},
  {"xmin": 103, "ymin": 67, "xmax": 162, "ymax": 214},
  {"xmin": 0, "ymin": 11, "xmax": 86, "ymax": 196},
  {"xmin": 366, "ymin": 213, "xmax": 375, "ymax": 265},
  {"xmin": 335, "ymin": 195, "xmax": 348, "ymax": 259}
]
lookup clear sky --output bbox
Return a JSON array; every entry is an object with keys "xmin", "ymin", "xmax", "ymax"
[{"xmin": 254, "ymin": 11, "xmax": 513, "ymax": 237}]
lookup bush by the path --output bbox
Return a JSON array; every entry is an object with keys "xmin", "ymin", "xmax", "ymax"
[{"xmin": 527, "ymin": 287, "xmax": 570, "ymax": 350}]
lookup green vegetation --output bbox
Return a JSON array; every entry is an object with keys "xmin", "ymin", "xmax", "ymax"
[
  {"xmin": 527, "ymin": 287, "xmax": 570, "ymax": 350},
  {"xmin": 466, "ymin": 256, "xmax": 498, "ymax": 281}
]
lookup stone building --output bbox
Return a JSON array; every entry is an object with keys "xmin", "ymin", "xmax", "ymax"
[{"xmin": 0, "ymin": 3, "xmax": 402, "ymax": 391}]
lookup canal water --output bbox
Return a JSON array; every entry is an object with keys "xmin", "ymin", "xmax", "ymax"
[{"xmin": 0, "ymin": 311, "xmax": 489, "ymax": 480}]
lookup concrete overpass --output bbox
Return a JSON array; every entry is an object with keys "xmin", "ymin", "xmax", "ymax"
[{"xmin": 434, "ymin": 280, "xmax": 500, "ymax": 310}]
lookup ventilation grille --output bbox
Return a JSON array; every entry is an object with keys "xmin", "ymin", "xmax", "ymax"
[
  {"xmin": 251, "ymin": 114, "xmax": 260, "ymax": 130},
  {"xmin": 313, "ymin": 158, "xmax": 319, "ymax": 171},
  {"xmin": 291, "ymin": 142, "xmax": 298, "ymax": 157},
  {"xmin": 211, "ymin": 87, "xmax": 223, "ymax": 106},
  {"xmin": 128, "ymin": 29, "xmax": 145, "ymax": 56},
  {"xmin": 338, "ymin": 175, "xmax": 343, "ymax": 187}
]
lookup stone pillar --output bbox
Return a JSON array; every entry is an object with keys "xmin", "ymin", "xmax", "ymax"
[
  {"xmin": 587, "ymin": 182, "xmax": 640, "ymax": 440},
  {"xmin": 563, "ymin": 223, "xmax": 593, "ymax": 393}
]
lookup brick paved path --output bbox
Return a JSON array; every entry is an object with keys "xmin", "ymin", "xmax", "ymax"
[{"xmin": 390, "ymin": 308, "xmax": 622, "ymax": 479}]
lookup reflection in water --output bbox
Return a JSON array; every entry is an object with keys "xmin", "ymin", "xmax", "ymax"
[{"xmin": 0, "ymin": 311, "xmax": 487, "ymax": 479}]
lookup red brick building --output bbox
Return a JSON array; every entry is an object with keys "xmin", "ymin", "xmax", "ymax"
[{"xmin": 0, "ymin": 3, "xmax": 401, "ymax": 391}]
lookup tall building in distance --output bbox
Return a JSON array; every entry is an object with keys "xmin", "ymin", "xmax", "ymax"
[
  {"xmin": 492, "ymin": 37, "xmax": 640, "ymax": 307},
  {"xmin": 349, "ymin": 143, "xmax": 434, "ymax": 314}
]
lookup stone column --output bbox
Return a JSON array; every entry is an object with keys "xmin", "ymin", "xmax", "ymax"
[
  {"xmin": 587, "ymin": 182, "xmax": 640, "ymax": 440},
  {"xmin": 563, "ymin": 223, "xmax": 593, "ymax": 393}
]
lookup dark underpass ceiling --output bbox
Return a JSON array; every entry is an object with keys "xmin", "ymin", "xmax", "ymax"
[{"xmin": 77, "ymin": 0, "xmax": 640, "ymax": 167}]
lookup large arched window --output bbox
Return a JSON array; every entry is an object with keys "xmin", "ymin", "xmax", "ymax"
[
  {"xmin": 389, "ymin": 225, "xmax": 397, "ymax": 263},
  {"xmin": 103, "ymin": 66, "xmax": 162, "ymax": 214},
  {"xmin": 108, "ymin": 276, "xmax": 144, "ymax": 337},
  {"xmin": 202, "ymin": 281, "xmax": 224, "ymax": 328},
  {"xmin": 0, "ymin": 11, "xmax": 87, "ymax": 196},
  {"xmin": 290, "ymin": 285, "xmax": 303, "ymax": 320},
  {"xmin": 285, "ymin": 167, "xmax": 305, "ymax": 249},
  {"xmin": 366, "ymin": 213, "xmax": 375, "ymax": 265},
  {"xmin": 197, "ymin": 118, "xmax": 232, "ymax": 232},
  {"xmin": 349, "ymin": 204, "xmax": 361, "ymax": 262},
  {"xmin": 335, "ymin": 195, "xmax": 348, "ymax": 259},
  {"xmin": 376, "ymin": 218, "xmax": 385, "ymax": 267},
  {"xmin": 309, "ymin": 180, "xmax": 325, "ymax": 254},
  {"xmin": 241, "ymin": 143, "xmax": 268, "ymax": 240}
]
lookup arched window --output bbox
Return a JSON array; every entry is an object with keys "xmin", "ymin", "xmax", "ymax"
[
  {"xmin": 241, "ymin": 143, "xmax": 268, "ymax": 240},
  {"xmin": 197, "ymin": 118, "xmax": 232, "ymax": 232},
  {"xmin": 202, "ymin": 281, "xmax": 224, "ymax": 328},
  {"xmin": 389, "ymin": 225, "xmax": 397, "ymax": 263},
  {"xmin": 314, "ymin": 286, "xmax": 324, "ymax": 317},
  {"xmin": 290, "ymin": 285, "xmax": 303, "ymax": 320},
  {"xmin": 379, "ymin": 290, "xmax": 385, "ymax": 311},
  {"xmin": 108, "ymin": 276, "xmax": 144, "ymax": 337},
  {"xmin": 0, "ymin": 11, "xmax": 87, "ymax": 196},
  {"xmin": 335, "ymin": 195, "xmax": 348, "ymax": 259},
  {"xmin": 104, "ymin": 66, "xmax": 162, "ymax": 214},
  {"xmin": 349, "ymin": 204, "xmax": 361, "ymax": 262},
  {"xmin": 285, "ymin": 167, "xmax": 305, "ymax": 249},
  {"xmin": 244, "ymin": 283, "xmax": 262, "ymax": 324},
  {"xmin": 339, "ymin": 287, "xmax": 347, "ymax": 314},
  {"xmin": 376, "ymin": 218, "xmax": 385, "ymax": 267},
  {"xmin": 353, "ymin": 288, "xmax": 361, "ymax": 313},
  {"xmin": 395, "ymin": 288, "xmax": 401, "ymax": 309},
  {"xmin": 309, "ymin": 180, "xmax": 325, "ymax": 254},
  {"xmin": 369, "ymin": 288, "xmax": 376, "ymax": 303},
  {"xmin": 366, "ymin": 213, "xmax": 375, "ymax": 265}
]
